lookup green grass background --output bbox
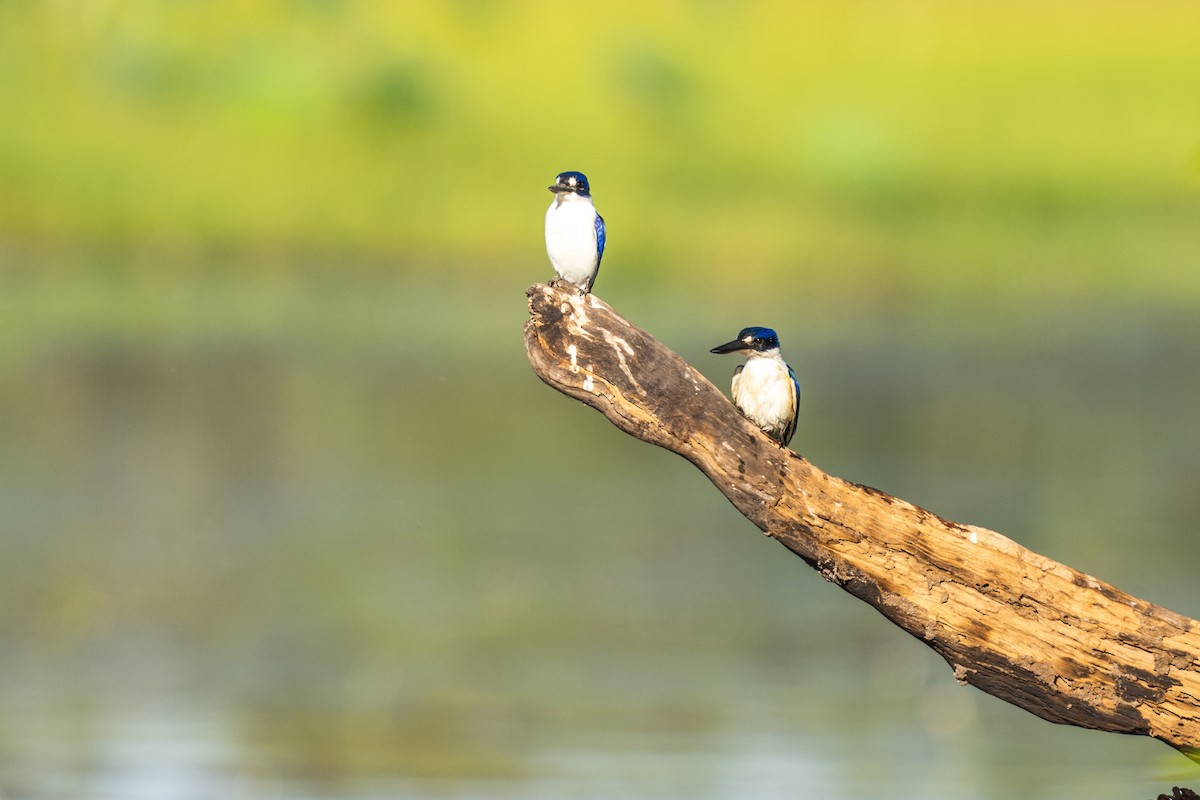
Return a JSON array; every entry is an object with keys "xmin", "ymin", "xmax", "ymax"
[{"xmin": 2, "ymin": 0, "xmax": 1197, "ymax": 302}]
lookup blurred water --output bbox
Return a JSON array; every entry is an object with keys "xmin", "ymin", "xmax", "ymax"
[{"xmin": 1, "ymin": 273, "xmax": 1197, "ymax": 799}]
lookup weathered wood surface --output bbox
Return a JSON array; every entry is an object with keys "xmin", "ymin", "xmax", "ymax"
[{"xmin": 523, "ymin": 282, "xmax": 1200, "ymax": 756}]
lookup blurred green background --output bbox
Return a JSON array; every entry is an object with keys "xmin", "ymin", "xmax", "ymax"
[{"xmin": 2, "ymin": 1, "xmax": 1200, "ymax": 798}]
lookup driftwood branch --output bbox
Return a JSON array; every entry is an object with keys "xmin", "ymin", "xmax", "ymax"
[{"xmin": 524, "ymin": 282, "xmax": 1200, "ymax": 757}]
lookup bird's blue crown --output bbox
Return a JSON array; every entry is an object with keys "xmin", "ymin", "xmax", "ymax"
[
  {"xmin": 551, "ymin": 171, "xmax": 591, "ymax": 196},
  {"xmin": 737, "ymin": 327, "xmax": 780, "ymax": 351}
]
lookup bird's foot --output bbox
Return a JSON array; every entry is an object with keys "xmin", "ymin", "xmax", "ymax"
[{"xmin": 548, "ymin": 276, "xmax": 589, "ymax": 297}]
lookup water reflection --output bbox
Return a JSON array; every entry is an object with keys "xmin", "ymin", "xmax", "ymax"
[{"xmin": 1, "ymin": 277, "xmax": 1196, "ymax": 798}]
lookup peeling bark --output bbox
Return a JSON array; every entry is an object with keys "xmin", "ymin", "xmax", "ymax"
[{"xmin": 523, "ymin": 282, "xmax": 1200, "ymax": 757}]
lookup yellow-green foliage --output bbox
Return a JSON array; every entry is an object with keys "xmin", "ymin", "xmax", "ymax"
[{"xmin": 1, "ymin": 1, "xmax": 1197, "ymax": 297}]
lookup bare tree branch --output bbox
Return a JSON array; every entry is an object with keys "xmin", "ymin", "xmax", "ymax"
[{"xmin": 524, "ymin": 282, "xmax": 1200, "ymax": 757}]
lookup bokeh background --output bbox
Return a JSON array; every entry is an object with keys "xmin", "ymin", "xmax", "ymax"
[{"xmin": 2, "ymin": 2, "xmax": 1200, "ymax": 798}]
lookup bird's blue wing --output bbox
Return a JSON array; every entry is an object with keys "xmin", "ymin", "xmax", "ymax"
[
  {"xmin": 594, "ymin": 213, "xmax": 606, "ymax": 265},
  {"xmin": 783, "ymin": 366, "xmax": 800, "ymax": 446}
]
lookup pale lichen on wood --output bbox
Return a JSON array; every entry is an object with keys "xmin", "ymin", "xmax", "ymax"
[{"xmin": 524, "ymin": 282, "xmax": 1200, "ymax": 758}]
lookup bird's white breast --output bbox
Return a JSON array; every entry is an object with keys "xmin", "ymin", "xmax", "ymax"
[
  {"xmin": 732, "ymin": 354, "xmax": 796, "ymax": 435},
  {"xmin": 545, "ymin": 195, "xmax": 598, "ymax": 286}
]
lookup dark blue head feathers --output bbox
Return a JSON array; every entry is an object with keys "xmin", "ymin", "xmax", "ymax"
[
  {"xmin": 711, "ymin": 326, "xmax": 781, "ymax": 354},
  {"xmin": 549, "ymin": 171, "xmax": 591, "ymax": 196}
]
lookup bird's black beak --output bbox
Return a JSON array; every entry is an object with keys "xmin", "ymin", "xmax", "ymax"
[
  {"xmin": 548, "ymin": 183, "xmax": 565, "ymax": 193},
  {"xmin": 710, "ymin": 338, "xmax": 749, "ymax": 355}
]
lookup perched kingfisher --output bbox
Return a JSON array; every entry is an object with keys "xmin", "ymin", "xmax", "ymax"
[
  {"xmin": 545, "ymin": 170, "xmax": 605, "ymax": 294},
  {"xmin": 710, "ymin": 327, "xmax": 800, "ymax": 447}
]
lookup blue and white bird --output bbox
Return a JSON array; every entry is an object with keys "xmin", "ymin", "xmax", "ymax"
[
  {"xmin": 710, "ymin": 327, "xmax": 800, "ymax": 447},
  {"xmin": 545, "ymin": 171, "xmax": 605, "ymax": 294}
]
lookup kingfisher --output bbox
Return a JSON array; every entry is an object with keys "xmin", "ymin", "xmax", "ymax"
[
  {"xmin": 545, "ymin": 170, "xmax": 605, "ymax": 294},
  {"xmin": 710, "ymin": 327, "xmax": 800, "ymax": 447}
]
